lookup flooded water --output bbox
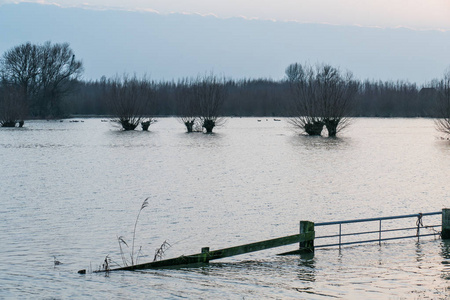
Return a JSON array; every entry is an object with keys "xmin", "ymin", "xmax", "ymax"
[{"xmin": 1, "ymin": 117, "xmax": 449, "ymax": 299}]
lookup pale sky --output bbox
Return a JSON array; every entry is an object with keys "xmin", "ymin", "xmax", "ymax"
[{"xmin": 2, "ymin": 0, "xmax": 450, "ymax": 30}]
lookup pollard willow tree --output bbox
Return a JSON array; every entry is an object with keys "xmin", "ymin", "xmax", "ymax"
[
  {"xmin": 435, "ymin": 69, "xmax": 450, "ymax": 136},
  {"xmin": 192, "ymin": 74, "xmax": 228, "ymax": 133},
  {"xmin": 286, "ymin": 63, "xmax": 324, "ymax": 135},
  {"xmin": 286, "ymin": 63, "xmax": 358, "ymax": 137},
  {"xmin": 105, "ymin": 75, "xmax": 154, "ymax": 131},
  {"xmin": 175, "ymin": 78, "xmax": 200, "ymax": 133}
]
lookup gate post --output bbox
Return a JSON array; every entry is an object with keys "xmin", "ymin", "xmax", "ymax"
[
  {"xmin": 299, "ymin": 221, "xmax": 315, "ymax": 253},
  {"xmin": 442, "ymin": 209, "xmax": 450, "ymax": 239},
  {"xmin": 200, "ymin": 247, "xmax": 210, "ymax": 263}
]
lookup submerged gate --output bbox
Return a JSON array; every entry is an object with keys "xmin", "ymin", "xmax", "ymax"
[{"xmin": 88, "ymin": 209, "xmax": 448, "ymax": 273}]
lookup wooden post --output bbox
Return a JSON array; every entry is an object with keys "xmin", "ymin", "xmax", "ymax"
[
  {"xmin": 299, "ymin": 221, "xmax": 314, "ymax": 253},
  {"xmin": 442, "ymin": 209, "xmax": 450, "ymax": 239},
  {"xmin": 201, "ymin": 247, "xmax": 210, "ymax": 263}
]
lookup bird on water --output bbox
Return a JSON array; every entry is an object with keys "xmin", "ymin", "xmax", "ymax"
[{"xmin": 53, "ymin": 256, "xmax": 62, "ymax": 266}]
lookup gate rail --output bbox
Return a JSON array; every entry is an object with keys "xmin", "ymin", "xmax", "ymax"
[{"xmin": 314, "ymin": 211, "xmax": 442, "ymax": 249}]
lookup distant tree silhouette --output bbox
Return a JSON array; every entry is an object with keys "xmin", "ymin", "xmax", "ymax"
[
  {"xmin": 225, "ymin": 79, "xmax": 288, "ymax": 116},
  {"xmin": 356, "ymin": 80, "xmax": 421, "ymax": 117},
  {"xmin": 65, "ymin": 79, "xmax": 108, "ymax": 115},
  {"xmin": 38, "ymin": 42, "xmax": 83, "ymax": 117},
  {"xmin": 0, "ymin": 42, "xmax": 40, "ymax": 117},
  {"xmin": 0, "ymin": 41, "xmax": 83, "ymax": 118},
  {"xmin": 0, "ymin": 84, "xmax": 26, "ymax": 127}
]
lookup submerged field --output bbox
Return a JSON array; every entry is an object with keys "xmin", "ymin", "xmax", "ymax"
[{"xmin": 1, "ymin": 117, "xmax": 449, "ymax": 298}]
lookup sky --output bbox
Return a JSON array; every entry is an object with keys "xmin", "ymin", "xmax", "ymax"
[
  {"xmin": 1, "ymin": 1, "xmax": 449, "ymax": 83},
  {"xmin": 2, "ymin": 0, "xmax": 450, "ymax": 31}
]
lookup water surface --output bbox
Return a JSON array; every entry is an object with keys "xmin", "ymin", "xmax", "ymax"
[{"xmin": 1, "ymin": 118, "xmax": 449, "ymax": 299}]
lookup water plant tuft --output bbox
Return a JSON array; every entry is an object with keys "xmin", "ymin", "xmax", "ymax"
[{"xmin": 96, "ymin": 197, "xmax": 172, "ymax": 272}]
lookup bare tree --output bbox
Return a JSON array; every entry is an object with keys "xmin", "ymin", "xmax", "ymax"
[
  {"xmin": 0, "ymin": 84, "xmax": 26, "ymax": 127},
  {"xmin": 0, "ymin": 42, "xmax": 40, "ymax": 117},
  {"xmin": 286, "ymin": 63, "xmax": 324, "ymax": 135},
  {"xmin": 39, "ymin": 41, "xmax": 83, "ymax": 117},
  {"xmin": 193, "ymin": 74, "xmax": 227, "ymax": 133},
  {"xmin": 435, "ymin": 69, "xmax": 450, "ymax": 136},
  {"xmin": 0, "ymin": 41, "xmax": 83, "ymax": 118},
  {"xmin": 286, "ymin": 63, "xmax": 357, "ymax": 137},
  {"xmin": 106, "ymin": 75, "xmax": 154, "ymax": 131},
  {"xmin": 315, "ymin": 65, "xmax": 358, "ymax": 137},
  {"xmin": 175, "ymin": 78, "xmax": 200, "ymax": 133}
]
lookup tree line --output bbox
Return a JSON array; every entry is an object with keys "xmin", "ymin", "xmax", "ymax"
[
  {"xmin": 68, "ymin": 77, "xmax": 443, "ymax": 118},
  {"xmin": 1, "ymin": 42, "xmax": 449, "ymax": 136}
]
